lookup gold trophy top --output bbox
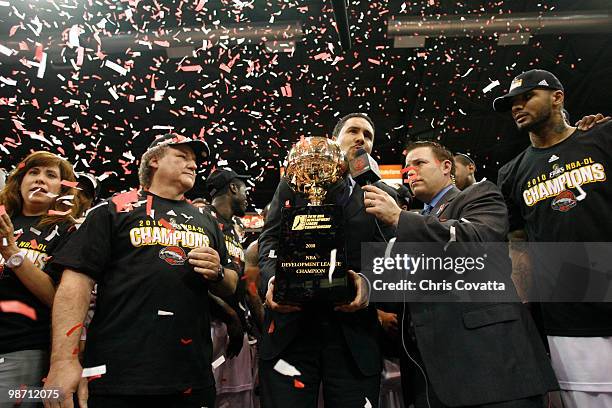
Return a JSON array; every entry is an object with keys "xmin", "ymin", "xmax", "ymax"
[{"xmin": 284, "ymin": 137, "xmax": 348, "ymax": 206}]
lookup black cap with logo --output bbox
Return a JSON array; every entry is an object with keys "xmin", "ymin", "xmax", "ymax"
[
  {"xmin": 205, "ymin": 168, "xmax": 249, "ymax": 198},
  {"xmin": 493, "ymin": 69, "xmax": 564, "ymax": 112},
  {"xmin": 146, "ymin": 133, "xmax": 210, "ymax": 159}
]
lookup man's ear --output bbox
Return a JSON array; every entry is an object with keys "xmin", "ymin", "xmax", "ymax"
[
  {"xmin": 149, "ymin": 156, "xmax": 160, "ymax": 170},
  {"xmin": 552, "ymin": 90, "xmax": 565, "ymax": 109},
  {"xmin": 441, "ymin": 159, "xmax": 453, "ymax": 176},
  {"xmin": 229, "ymin": 182, "xmax": 238, "ymax": 194},
  {"xmin": 468, "ymin": 163, "xmax": 476, "ymax": 173}
]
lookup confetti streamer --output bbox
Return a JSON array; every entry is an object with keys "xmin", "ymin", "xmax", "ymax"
[
  {"xmin": 157, "ymin": 310, "xmax": 174, "ymax": 316},
  {"xmin": 482, "ymin": 80, "xmax": 500, "ymax": 94},
  {"xmin": 66, "ymin": 323, "xmax": 84, "ymax": 337},
  {"xmin": 212, "ymin": 355, "xmax": 226, "ymax": 369},
  {"xmin": 0, "ymin": 301, "xmax": 37, "ymax": 320},
  {"xmin": 274, "ymin": 359, "xmax": 301, "ymax": 377},
  {"xmin": 82, "ymin": 365, "xmax": 106, "ymax": 378}
]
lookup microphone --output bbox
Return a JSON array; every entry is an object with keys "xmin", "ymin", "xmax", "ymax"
[
  {"xmin": 331, "ymin": 0, "xmax": 352, "ymax": 51},
  {"xmin": 349, "ymin": 148, "xmax": 381, "ymax": 186}
]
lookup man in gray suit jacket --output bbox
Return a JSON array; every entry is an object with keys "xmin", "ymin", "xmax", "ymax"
[{"xmin": 363, "ymin": 141, "xmax": 558, "ymax": 408}]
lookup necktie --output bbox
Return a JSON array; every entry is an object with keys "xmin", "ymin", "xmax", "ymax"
[{"xmin": 421, "ymin": 204, "xmax": 433, "ymax": 216}]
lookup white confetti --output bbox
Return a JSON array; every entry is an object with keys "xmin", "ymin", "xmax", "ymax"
[
  {"xmin": 212, "ymin": 355, "xmax": 225, "ymax": 369},
  {"xmin": 104, "ymin": 60, "xmax": 127, "ymax": 76},
  {"xmin": 108, "ymin": 87, "xmax": 119, "ymax": 100},
  {"xmin": 575, "ymin": 184, "xmax": 587, "ymax": 201},
  {"xmin": 29, "ymin": 227, "xmax": 41, "ymax": 236},
  {"xmin": 273, "ymin": 359, "xmax": 301, "ymax": 377},
  {"xmin": 364, "ymin": 397, "xmax": 372, "ymax": 408},
  {"xmin": 29, "ymin": 188, "xmax": 42, "ymax": 199},
  {"xmin": 36, "ymin": 52, "xmax": 47, "ymax": 79},
  {"xmin": 68, "ymin": 25, "xmax": 83, "ymax": 48},
  {"xmin": 460, "ymin": 67, "xmax": 473, "ymax": 78},
  {"xmin": 57, "ymin": 195, "xmax": 74, "ymax": 201},
  {"xmin": 157, "ymin": 310, "xmax": 174, "ymax": 316},
  {"xmin": 482, "ymin": 80, "xmax": 500, "ymax": 94},
  {"xmin": 0, "ymin": 43, "xmax": 16, "ymax": 57},
  {"xmin": 0, "ymin": 76, "xmax": 17, "ymax": 86},
  {"xmin": 166, "ymin": 210, "xmax": 177, "ymax": 216},
  {"xmin": 45, "ymin": 225, "xmax": 59, "ymax": 242},
  {"xmin": 268, "ymin": 249, "xmax": 276, "ymax": 259},
  {"xmin": 328, "ymin": 248, "xmax": 337, "ymax": 283},
  {"xmin": 82, "ymin": 365, "xmax": 106, "ymax": 377}
]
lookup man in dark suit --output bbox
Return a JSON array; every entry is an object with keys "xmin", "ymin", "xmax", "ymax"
[
  {"xmin": 257, "ymin": 113, "xmax": 396, "ymax": 408},
  {"xmin": 362, "ymin": 141, "xmax": 558, "ymax": 408}
]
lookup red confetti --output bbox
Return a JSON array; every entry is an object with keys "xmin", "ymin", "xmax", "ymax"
[
  {"xmin": 0, "ymin": 301, "xmax": 37, "ymax": 320},
  {"xmin": 183, "ymin": 387, "xmax": 192, "ymax": 394},
  {"xmin": 66, "ymin": 323, "xmax": 83, "ymax": 337},
  {"xmin": 111, "ymin": 189, "xmax": 140, "ymax": 212},
  {"xmin": 248, "ymin": 282, "xmax": 258, "ymax": 297},
  {"xmin": 159, "ymin": 218, "xmax": 175, "ymax": 232},
  {"xmin": 293, "ymin": 379, "xmax": 305, "ymax": 389},
  {"xmin": 180, "ymin": 338, "xmax": 193, "ymax": 345},
  {"xmin": 268, "ymin": 320, "xmax": 275, "ymax": 334},
  {"xmin": 30, "ymin": 239, "xmax": 38, "ymax": 250},
  {"xmin": 60, "ymin": 180, "xmax": 79, "ymax": 188},
  {"xmin": 146, "ymin": 195, "xmax": 153, "ymax": 217},
  {"xmin": 48, "ymin": 209, "xmax": 72, "ymax": 216},
  {"xmin": 87, "ymin": 375, "xmax": 102, "ymax": 382}
]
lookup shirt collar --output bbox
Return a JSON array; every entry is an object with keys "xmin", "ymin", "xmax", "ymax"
[{"xmin": 427, "ymin": 184, "xmax": 454, "ymax": 209}]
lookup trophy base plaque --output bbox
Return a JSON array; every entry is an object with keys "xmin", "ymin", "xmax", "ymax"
[{"xmin": 274, "ymin": 204, "xmax": 354, "ymax": 305}]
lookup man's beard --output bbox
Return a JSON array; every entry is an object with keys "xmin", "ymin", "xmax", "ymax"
[
  {"xmin": 517, "ymin": 105, "xmax": 552, "ymax": 132},
  {"xmin": 231, "ymin": 199, "xmax": 246, "ymax": 217}
]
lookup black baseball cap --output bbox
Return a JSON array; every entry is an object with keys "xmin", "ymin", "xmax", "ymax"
[
  {"xmin": 493, "ymin": 69, "xmax": 564, "ymax": 112},
  {"xmin": 147, "ymin": 133, "xmax": 210, "ymax": 159},
  {"xmin": 75, "ymin": 172, "xmax": 101, "ymax": 200},
  {"xmin": 205, "ymin": 168, "xmax": 249, "ymax": 197},
  {"xmin": 454, "ymin": 152, "xmax": 475, "ymax": 166}
]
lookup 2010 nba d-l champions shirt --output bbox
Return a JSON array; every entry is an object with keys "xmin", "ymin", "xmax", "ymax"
[
  {"xmin": 51, "ymin": 190, "xmax": 234, "ymax": 394},
  {"xmin": 498, "ymin": 121, "xmax": 612, "ymax": 336}
]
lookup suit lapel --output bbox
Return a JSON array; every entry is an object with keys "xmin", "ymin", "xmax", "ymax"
[{"xmin": 431, "ymin": 186, "xmax": 460, "ymax": 219}]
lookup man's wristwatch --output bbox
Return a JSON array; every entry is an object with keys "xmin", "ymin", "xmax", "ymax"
[
  {"xmin": 6, "ymin": 252, "xmax": 25, "ymax": 269},
  {"xmin": 213, "ymin": 265, "xmax": 225, "ymax": 283}
]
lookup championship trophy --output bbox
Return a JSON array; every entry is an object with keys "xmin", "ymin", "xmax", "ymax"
[{"xmin": 274, "ymin": 137, "xmax": 354, "ymax": 304}]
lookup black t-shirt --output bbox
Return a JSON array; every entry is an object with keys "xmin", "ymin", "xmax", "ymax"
[
  {"xmin": 0, "ymin": 215, "xmax": 72, "ymax": 353},
  {"xmin": 51, "ymin": 191, "xmax": 233, "ymax": 394},
  {"xmin": 204, "ymin": 205, "xmax": 245, "ymax": 275},
  {"xmin": 498, "ymin": 122, "xmax": 612, "ymax": 336}
]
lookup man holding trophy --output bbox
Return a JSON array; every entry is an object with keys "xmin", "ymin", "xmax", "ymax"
[{"xmin": 257, "ymin": 113, "xmax": 395, "ymax": 408}]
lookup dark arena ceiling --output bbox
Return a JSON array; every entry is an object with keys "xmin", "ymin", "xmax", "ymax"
[{"xmin": 1, "ymin": 0, "xmax": 611, "ymax": 209}]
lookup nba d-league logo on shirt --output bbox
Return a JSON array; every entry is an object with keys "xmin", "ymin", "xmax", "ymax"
[{"xmin": 522, "ymin": 156, "xmax": 606, "ymax": 210}]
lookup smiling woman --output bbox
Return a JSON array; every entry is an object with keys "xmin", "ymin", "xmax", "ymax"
[{"xmin": 0, "ymin": 151, "xmax": 81, "ymax": 401}]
